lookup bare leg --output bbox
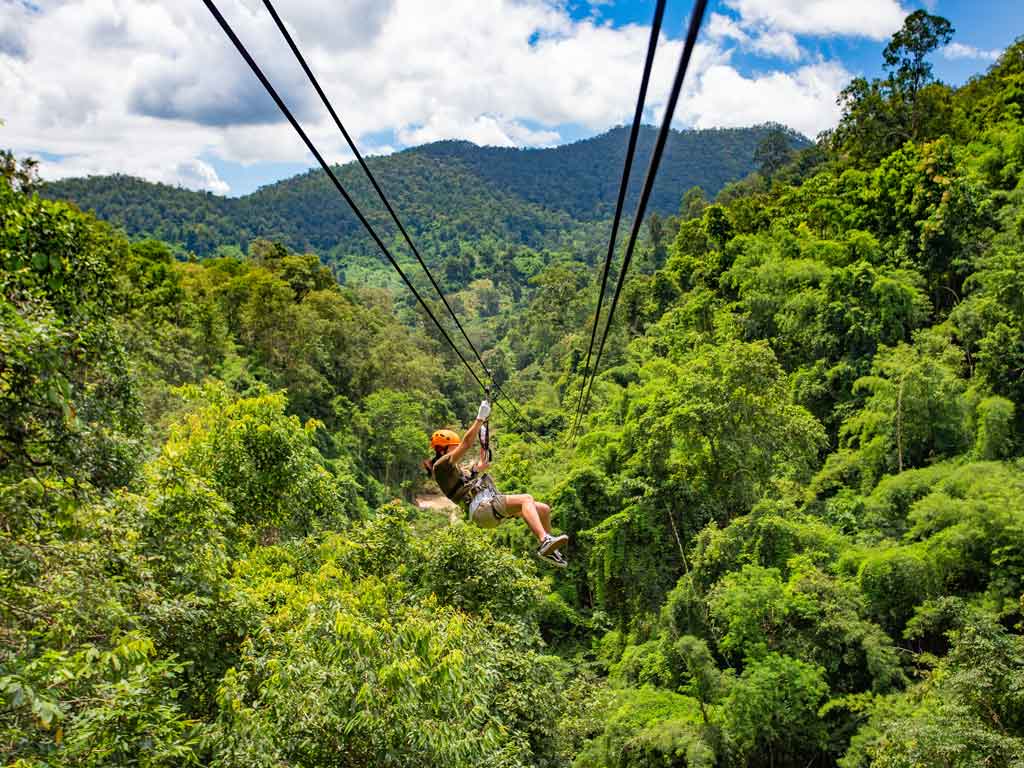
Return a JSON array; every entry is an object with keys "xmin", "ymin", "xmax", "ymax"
[
  {"xmin": 503, "ymin": 494, "xmax": 547, "ymax": 542},
  {"xmin": 536, "ymin": 502, "xmax": 552, "ymax": 533}
]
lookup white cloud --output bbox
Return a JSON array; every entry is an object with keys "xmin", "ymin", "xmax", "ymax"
[
  {"xmin": 397, "ymin": 109, "xmax": 560, "ymax": 148},
  {"xmin": 706, "ymin": 12, "xmax": 749, "ymax": 44},
  {"xmin": 0, "ymin": 2, "xmax": 30, "ymax": 59},
  {"xmin": 750, "ymin": 29, "xmax": 802, "ymax": 61},
  {"xmin": 254, "ymin": 0, "xmax": 395, "ymax": 51},
  {"xmin": 173, "ymin": 159, "xmax": 231, "ymax": 194},
  {"xmin": 706, "ymin": 11, "xmax": 803, "ymax": 62},
  {"xmin": 722, "ymin": 0, "xmax": 908, "ymax": 40},
  {"xmin": 0, "ymin": 0, "xmax": 864, "ymax": 193},
  {"xmin": 680, "ymin": 60, "xmax": 851, "ymax": 138},
  {"xmin": 34, "ymin": 132, "xmax": 232, "ymax": 193},
  {"xmin": 1, "ymin": 0, "xmax": 692, "ymax": 191},
  {"xmin": 941, "ymin": 42, "xmax": 1002, "ymax": 61},
  {"xmin": 708, "ymin": 0, "xmax": 910, "ymax": 64}
]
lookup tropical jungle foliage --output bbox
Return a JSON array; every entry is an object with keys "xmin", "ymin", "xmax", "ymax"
[{"xmin": 5, "ymin": 12, "xmax": 1024, "ymax": 767}]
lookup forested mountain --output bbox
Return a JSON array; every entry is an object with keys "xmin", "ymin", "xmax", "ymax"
[
  {"xmin": 41, "ymin": 124, "xmax": 800, "ymax": 260},
  {"xmin": 4, "ymin": 11, "xmax": 1024, "ymax": 768},
  {"xmin": 414, "ymin": 125, "xmax": 798, "ymax": 219}
]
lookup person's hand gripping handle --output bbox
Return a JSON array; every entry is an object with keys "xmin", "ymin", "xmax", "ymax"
[{"xmin": 476, "ymin": 399, "xmax": 491, "ymax": 422}]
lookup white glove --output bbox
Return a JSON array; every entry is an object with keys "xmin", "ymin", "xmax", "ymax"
[{"xmin": 476, "ymin": 400, "xmax": 491, "ymax": 421}]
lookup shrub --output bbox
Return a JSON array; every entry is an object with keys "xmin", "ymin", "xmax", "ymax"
[{"xmin": 857, "ymin": 548, "xmax": 937, "ymax": 633}]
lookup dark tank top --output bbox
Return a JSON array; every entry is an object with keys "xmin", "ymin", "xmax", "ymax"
[{"xmin": 433, "ymin": 454, "xmax": 469, "ymax": 502}]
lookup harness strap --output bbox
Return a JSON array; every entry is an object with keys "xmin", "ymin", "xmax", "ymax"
[
  {"xmin": 458, "ymin": 474, "xmax": 485, "ymax": 503},
  {"xmin": 480, "ymin": 389, "xmax": 494, "ymax": 463},
  {"xmin": 465, "ymin": 475, "xmax": 505, "ymax": 521},
  {"xmin": 445, "ymin": 470, "xmax": 483, "ymax": 504}
]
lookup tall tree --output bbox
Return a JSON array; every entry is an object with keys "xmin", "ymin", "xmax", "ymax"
[
  {"xmin": 884, "ymin": 10, "xmax": 955, "ymax": 138},
  {"xmin": 883, "ymin": 10, "xmax": 954, "ymax": 102},
  {"xmin": 833, "ymin": 11, "xmax": 954, "ymax": 164}
]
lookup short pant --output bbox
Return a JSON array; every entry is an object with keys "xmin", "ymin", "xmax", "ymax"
[{"xmin": 467, "ymin": 476, "xmax": 508, "ymax": 529}]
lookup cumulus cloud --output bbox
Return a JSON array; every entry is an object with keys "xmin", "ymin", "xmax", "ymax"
[
  {"xmin": 173, "ymin": 159, "xmax": 230, "ymax": 194},
  {"xmin": 706, "ymin": 11, "xmax": 802, "ymax": 61},
  {"xmin": 751, "ymin": 29, "xmax": 802, "ymax": 61},
  {"xmin": 941, "ymin": 42, "xmax": 1002, "ymax": 61},
  {"xmin": 397, "ymin": 109, "xmax": 560, "ymax": 148},
  {"xmin": 0, "ymin": 2, "xmax": 31, "ymax": 59},
  {"xmin": 35, "ymin": 139, "xmax": 232, "ymax": 194},
  {"xmin": 708, "ymin": 0, "xmax": 910, "ymax": 63},
  {"xmin": 722, "ymin": 0, "xmax": 908, "ymax": 40},
  {"xmin": 706, "ymin": 12, "xmax": 748, "ymax": 45},
  {"xmin": 0, "ymin": 0, "xmax": 867, "ymax": 193},
  {"xmin": 681, "ymin": 60, "xmax": 851, "ymax": 138}
]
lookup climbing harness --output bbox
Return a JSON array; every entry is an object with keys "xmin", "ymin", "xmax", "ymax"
[
  {"xmin": 465, "ymin": 393, "xmax": 508, "ymax": 524},
  {"xmin": 459, "ymin": 393, "xmax": 497, "ymax": 503},
  {"xmin": 467, "ymin": 475, "xmax": 508, "ymax": 527}
]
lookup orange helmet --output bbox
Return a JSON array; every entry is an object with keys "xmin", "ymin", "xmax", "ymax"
[{"xmin": 430, "ymin": 429, "xmax": 460, "ymax": 450}]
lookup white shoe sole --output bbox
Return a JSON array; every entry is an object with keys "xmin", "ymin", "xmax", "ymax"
[{"xmin": 538, "ymin": 534, "xmax": 569, "ymax": 555}]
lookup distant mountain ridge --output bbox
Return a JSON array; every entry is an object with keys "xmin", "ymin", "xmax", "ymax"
[
  {"xmin": 42, "ymin": 124, "xmax": 805, "ymax": 258},
  {"xmin": 413, "ymin": 124, "xmax": 802, "ymax": 219}
]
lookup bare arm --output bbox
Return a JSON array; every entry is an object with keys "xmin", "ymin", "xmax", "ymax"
[{"xmin": 448, "ymin": 418, "xmax": 484, "ymax": 465}]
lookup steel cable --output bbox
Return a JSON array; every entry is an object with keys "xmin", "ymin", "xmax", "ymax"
[
  {"xmin": 260, "ymin": 0, "xmax": 534, "ymax": 434},
  {"xmin": 569, "ymin": 0, "xmax": 666, "ymax": 443},
  {"xmin": 201, "ymin": 0, "xmax": 535, "ymax": 429},
  {"xmin": 575, "ymin": 0, "xmax": 709, "ymax": 432}
]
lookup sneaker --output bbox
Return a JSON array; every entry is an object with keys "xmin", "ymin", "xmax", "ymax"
[
  {"xmin": 537, "ymin": 533, "xmax": 569, "ymax": 556},
  {"xmin": 538, "ymin": 549, "xmax": 568, "ymax": 569}
]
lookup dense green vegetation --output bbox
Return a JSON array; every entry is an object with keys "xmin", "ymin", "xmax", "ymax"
[{"xmin": 4, "ymin": 13, "xmax": 1024, "ymax": 767}]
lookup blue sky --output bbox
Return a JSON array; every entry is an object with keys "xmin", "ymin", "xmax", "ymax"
[
  {"xmin": 571, "ymin": 0, "xmax": 1021, "ymax": 84},
  {"xmin": 1, "ymin": 0, "xmax": 1020, "ymax": 196}
]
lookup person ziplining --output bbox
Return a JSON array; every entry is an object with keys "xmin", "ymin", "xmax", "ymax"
[{"xmin": 424, "ymin": 399, "xmax": 569, "ymax": 568}]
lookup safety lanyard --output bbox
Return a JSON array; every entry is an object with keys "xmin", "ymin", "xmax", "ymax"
[{"xmin": 480, "ymin": 391, "xmax": 494, "ymax": 464}]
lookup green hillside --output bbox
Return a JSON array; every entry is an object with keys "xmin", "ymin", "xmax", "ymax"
[
  {"xmin": 5, "ymin": 11, "xmax": 1024, "ymax": 768},
  {"xmin": 41, "ymin": 153, "xmax": 575, "ymax": 262},
  {"xmin": 41, "ymin": 124, "xmax": 800, "ymax": 260},
  {"xmin": 414, "ymin": 124, "xmax": 801, "ymax": 219}
]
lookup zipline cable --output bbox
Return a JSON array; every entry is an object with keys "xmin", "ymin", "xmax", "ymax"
[
  {"xmin": 260, "ymin": 0, "xmax": 534, "ymax": 433},
  {"xmin": 575, "ymin": 0, "xmax": 709, "ymax": 431},
  {"xmin": 568, "ymin": 0, "xmax": 666, "ymax": 444},
  {"xmin": 201, "ymin": 0, "xmax": 533, "ymax": 429}
]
